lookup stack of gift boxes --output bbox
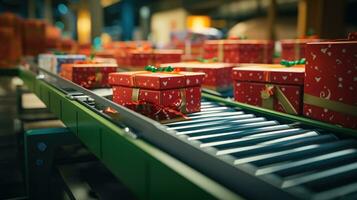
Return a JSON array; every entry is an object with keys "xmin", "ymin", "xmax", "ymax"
[
  {"xmin": 232, "ymin": 34, "xmax": 356, "ymax": 129},
  {"xmin": 0, "ymin": 12, "xmax": 23, "ymax": 67},
  {"xmin": 122, "ymin": 49, "xmax": 183, "ymax": 70},
  {"xmin": 170, "ymin": 30, "xmax": 209, "ymax": 61},
  {"xmin": 203, "ymin": 39, "xmax": 274, "ymax": 64}
]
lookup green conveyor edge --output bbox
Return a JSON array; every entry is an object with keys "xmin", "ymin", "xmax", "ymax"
[{"xmin": 9, "ymin": 67, "xmax": 243, "ymax": 200}]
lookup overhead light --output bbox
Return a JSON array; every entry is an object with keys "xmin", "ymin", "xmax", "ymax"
[
  {"xmin": 187, "ymin": 16, "xmax": 211, "ymax": 31},
  {"xmin": 58, "ymin": 3, "xmax": 68, "ymax": 15},
  {"xmin": 101, "ymin": 0, "xmax": 121, "ymax": 7},
  {"xmin": 77, "ymin": 9, "xmax": 91, "ymax": 44}
]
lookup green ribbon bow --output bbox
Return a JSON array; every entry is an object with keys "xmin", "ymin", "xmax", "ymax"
[
  {"xmin": 144, "ymin": 65, "xmax": 174, "ymax": 72},
  {"xmin": 196, "ymin": 57, "xmax": 218, "ymax": 63},
  {"xmin": 280, "ymin": 58, "xmax": 306, "ymax": 67}
]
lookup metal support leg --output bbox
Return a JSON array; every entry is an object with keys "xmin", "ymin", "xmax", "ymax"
[{"xmin": 24, "ymin": 127, "xmax": 78, "ymax": 200}]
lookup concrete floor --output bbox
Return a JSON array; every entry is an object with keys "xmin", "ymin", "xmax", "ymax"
[{"xmin": 0, "ymin": 77, "xmax": 26, "ymax": 199}]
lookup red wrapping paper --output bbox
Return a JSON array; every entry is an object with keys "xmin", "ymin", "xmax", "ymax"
[
  {"xmin": 108, "ymin": 71, "xmax": 204, "ymax": 89},
  {"xmin": 109, "ymin": 71, "xmax": 205, "ymax": 113},
  {"xmin": 0, "ymin": 13, "xmax": 22, "ymax": 66},
  {"xmin": 203, "ymin": 40, "xmax": 274, "ymax": 64},
  {"xmin": 280, "ymin": 39, "xmax": 320, "ymax": 60},
  {"xmin": 304, "ymin": 36, "xmax": 357, "ymax": 129},
  {"xmin": 127, "ymin": 49, "xmax": 183, "ymax": 68},
  {"xmin": 61, "ymin": 62, "xmax": 118, "ymax": 89},
  {"xmin": 162, "ymin": 62, "xmax": 234, "ymax": 92},
  {"xmin": 112, "ymin": 86, "xmax": 201, "ymax": 113},
  {"xmin": 233, "ymin": 64, "xmax": 305, "ymax": 114}
]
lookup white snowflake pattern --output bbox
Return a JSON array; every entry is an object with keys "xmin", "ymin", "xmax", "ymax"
[
  {"xmin": 336, "ymin": 59, "xmax": 342, "ymax": 65},
  {"xmin": 144, "ymin": 92, "xmax": 148, "ymax": 96},
  {"xmin": 327, "ymin": 52, "xmax": 332, "ymax": 56},
  {"xmin": 324, "ymin": 108, "xmax": 328, "ymax": 113},
  {"xmin": 249, "ymin": 73, "xmax": 253, "ymax": 76},
  {"xmin": 342, "ymin": 48, "xmax": 346, "ymax": 53},
  {"xmin": 315, "ymin": 77, "xmax": 321, "ymax": 82},
  {"xmin": 338, "ymin": 97, "xmax": 343, "ymax": 101},
  {"xmin": 186, "ymin": 79, "xmax": 191, "ymax": 85},
  {"xmin": 282, "ymin": 76, "xmax": 287, "ymax": 80},
  {"xmin": 294, "ymin": 78, "xmax": 299, "ymax": 82},
  {"xmin": 311, "ymin": 52, "xmax": 317, "ymax": 60},
  {"xmin": 349, "ymin": 86, "xmax": 354, "ymax": 90},
  {"xmin": 338, "ymin": 83, "xmax": 343, "ymax": 88},
  {"xmin": 320, "ymin": 48, "xmax": 328, "ymax": 54}
]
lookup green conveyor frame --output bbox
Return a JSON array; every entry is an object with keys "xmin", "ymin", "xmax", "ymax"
[
  {"xmin": 8, "ymin": 67, "xmax": 243, "ymax": 200},
  {"xmin": 3, "ymin": 67, "xmax": 356, "ymax": 200}
]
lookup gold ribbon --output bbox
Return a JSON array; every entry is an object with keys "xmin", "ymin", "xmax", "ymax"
[
  {"xmin": 217, "ymin": 40, "xmax": 224, "ymax": 62},
  {"xmin": 294, "ymin": 42, "xmax": 300, "ymax": 60},
  {"xmin": 132, "ymin": 88, "xmax": 140, "ymax": 102},
  {"xmin": 304, "ymin": 94, "xmax": 357, "ymax": 117},
  {"xmin": 262, "ymin": 41, "xmax": 269, "ymax": 63},
  {"xmin": 261, "ymin": 84, "xmax": 298, "ymax": 115},
  {"xmin": 263, "ymin": 71, "xmax": 271, "ymax": 82},
  {"xmin": 179, "ymin": 88, "xmax": 187, "ymax": 113},
  {"xmin": 185, "ymin": 40, "xmax": 191, "ymax": 56},
  {"xmin": 131, "ymin": 88, "xmax": 188, "ymax": 113}
]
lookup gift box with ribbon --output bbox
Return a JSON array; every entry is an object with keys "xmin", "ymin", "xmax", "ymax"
[
  {"xmin": 39, "ymin": 54, "xmax": 86, "ymax": 74},
  {"xmin": 161, "ymin": 61, "xmax": 234, "ymax": 92},
  {"xmin": 60, "ymin": 61, "xmax": 118, "ymax": 89},
  {"xmin": 109, "ymin": 66, "xmax": 205, "ymax": 114},
  {"xmin": 233, "ymin": 64, "xmax": 305, "ymax": 115},
  {"xmin": 128, "ymin": 49, "xmax": 183, "ymax": 69},
  {"xmin": 303, "ymin": 33, "xmax": 357, "ymax": 129},
  {"xmin": 280, "ymin": 39, "xmax": 320, "ymax": 61},
  {"xmin": 203, "ymin": 39, "xmax": 274, "ymax": 64}
]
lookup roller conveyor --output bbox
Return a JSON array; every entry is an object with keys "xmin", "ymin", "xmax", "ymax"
[
  {"xmin": 17, "ymin": 67, "xmax": 357, "ymax": 200},
  {"xmin": 164, "ymin": 100, "xmax": 357, "ymax": 200}
]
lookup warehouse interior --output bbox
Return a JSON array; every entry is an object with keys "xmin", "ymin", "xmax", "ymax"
[{"xmin": 0, "ymin": 0, "xmax": 357, "ymax": 200}]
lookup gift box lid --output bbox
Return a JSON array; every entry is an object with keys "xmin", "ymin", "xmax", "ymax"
[
  {"xmin": 61, "ymin": 62, "xmax": 118, "ymax": 70},
  {"xmin": 109, "ymin": 70, "xmax": 205, "ymax": 90},
  {"xmin": 233, "ymin": 64, "xmax": 305, "ymax": 85},
  {"xmin": 161, "ymin": 62, "xmax": 234, "ymax": 69},
  {"xmin": 280, "ymin": 38, "xmax": 320, "ymax": 46}
]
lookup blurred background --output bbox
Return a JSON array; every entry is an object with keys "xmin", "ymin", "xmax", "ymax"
[{"xmin": 1, "ymin": 0, "xmax": 356, "ymax": 47}]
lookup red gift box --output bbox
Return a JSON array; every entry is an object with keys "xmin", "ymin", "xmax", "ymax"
[
  {"xmin": 304, "ymin": 36, "xmax": 357, "ymax": 129},
  {"xmin": 109, "ymin": 71, "xmax": 205, "ymax": 113},
  {"xmin": 0, "ymin": 13, "xmax": 23, "ymax": 66},
  {"xmin": 280, "ymin": 39, "xmax": 320, "ymax": 61},
  {"xmin": 61, "ymin": 61, "xmax": 118, "ymax": 89},
  {"xmin": 162, "ymin": 62, "xmax": 234, "ymax": 92},
  {"xmin": 128, "ymin": 49, "xmax": 183, "ymax": 68},
  {"xmin": 233, "ymin": 64, "xmax": 305, "ymax": 115},
  {"xmin": 203, "ymin": 40, "xmax": 274, "ymax": 64}
]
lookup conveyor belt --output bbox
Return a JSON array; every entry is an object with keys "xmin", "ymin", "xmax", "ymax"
[
  {"xmin": 165, "ymin": 100, "xmax": 357, "ymax": 200},
  {"xmin": 32, "ymin": 67, "xmax": 357, "ymax": 200}
]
